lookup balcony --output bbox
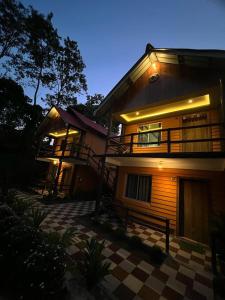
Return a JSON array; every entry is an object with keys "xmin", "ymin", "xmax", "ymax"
[
  {"xmin": 37, "ymin": 142, "xmax": 91, "ymax": 162},
  {"xmin": 106, "ymin": 122, "xmax": 225, "ymax": 158}
]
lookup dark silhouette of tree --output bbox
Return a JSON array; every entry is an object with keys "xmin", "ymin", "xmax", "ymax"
[
  {"xmin": 10, "ymin": 8, "xmax": 59, "ymax": 105},
  {"xmin": 0, "ymin": 0, "xmax": 27, "ymax": 60},
  {"xmin": 45, "ymin": 37, "xmax": 87, "ymax": 108},
  {"xmin": 0, "ymin": 77, "xmax": 44, "ymax": 195}
]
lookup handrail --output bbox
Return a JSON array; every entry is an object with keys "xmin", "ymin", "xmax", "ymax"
[
  {"xmin": 114, "ymin": 202, "xmax": 170, "ymax": 254},
  {"xmin": 106, "ymin": 122, "xmax": 225, "ymax": 154},
  {"xmin": 107, "ymin": 122, "xmax": 224, "ymax": 140},
  {"xmin": 37, "ymin": 140, "xmax": 116, "ymax": 189}
]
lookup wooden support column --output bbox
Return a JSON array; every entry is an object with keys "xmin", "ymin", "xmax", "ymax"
[
  {"xmin": 219, "ymin": 79, "xmax": 225, "ymax": 151},
  {"xmin": 95, "ymin": 111, "xmax": 112, "ymax": 212},
  {"xmin": 53, "ymin": 124, "xmax": 70, "ymax": 196}
]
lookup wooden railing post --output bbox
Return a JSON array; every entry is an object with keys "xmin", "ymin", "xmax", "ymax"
[
  {"xmin": 165, "ymin": 219, "xmax": 170, "ymax": 254},
  {"xmin": 130, "ymin": 134, "xmax": 134, "ymax": 153},
  {"xmin": 167, "ymin": 128, "xmax": 171, "ymax": 153}
]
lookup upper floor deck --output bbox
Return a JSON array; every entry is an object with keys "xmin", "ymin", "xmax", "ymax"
[{"xmin": 106, "ymin": 109, "xmax": 225, "ymax": 157}]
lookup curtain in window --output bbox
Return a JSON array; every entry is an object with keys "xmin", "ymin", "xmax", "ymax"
[
  {"xmin": 126, "ymin": 174, "xmax": 152, "ymax": 202},
  {"xmin": 126, "ymin": 174, "xmax": 138, "ymax": 199}
]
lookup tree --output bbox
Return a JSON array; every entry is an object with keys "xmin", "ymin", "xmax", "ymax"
[
  {"xmin": 45, "ymin": 37, "xmax": 87, "ymax": 108},
  {"xmin": 0, "ymin": 77, "xmax": 44, "ymax": 195},
  {"xmin": 0, "ymin": 0, "xmax": 27, "ymax": 60},
  {"xmin": 11, "ymin": 8, "xmax": 59, "ymax": 105},
  {"xmin": 0, "ymin": 77, "xmax": 31, "ymax": 128}
]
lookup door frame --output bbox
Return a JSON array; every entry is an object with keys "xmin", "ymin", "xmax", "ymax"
[{"xmin": 177, "ymin": 176, "xmax": 211, "ymax": 240}]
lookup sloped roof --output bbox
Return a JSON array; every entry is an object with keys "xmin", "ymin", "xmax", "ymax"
[
  {"xmin": 55, "ymin": 106, "xmax": 85, "ymax": 131},
  {"xmin": 37, "ymin": 106, "xmax": 107, "ymax": 137},
  {"xmin": 95, "ymin": 44, "xmax": 225, "ymax": 116},
  {"xmin": 69, "ymin": 108, "xmax": 107, "ymax": 136}
]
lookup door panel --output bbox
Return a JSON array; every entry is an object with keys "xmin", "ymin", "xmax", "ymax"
[
  {"xmin": 181, "ymin": 180, "xmax": 209, "ymax": 244},
  {"xmin": 182, "ymin": 114, "xmax": 211, "ymax": 152}
]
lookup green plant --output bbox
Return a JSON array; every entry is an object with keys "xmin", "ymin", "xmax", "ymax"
[
  {"xmin": 113, "ymin": 227, "xmax": 126, "ymax": 240},
  {"xmin": 27, "ymin": 208, "xmax": 48, "ymax": 228},
  {"xmin": 211, "ymin": 213, "xmax": 225, "ymax": 240},
  {"xmin": 78, "ymin": 238, "xmax": 111, "ymax": 289},
  {"xmin": 0, "ymin": 204, "xmax": 19, "ymax": 235},
  {"xmin": 129, "ymin": 235, "xmax": 143, "ymax": 248},
  {"xmin": 7, "ymin": 196, "xmax": 33, "ymax": 216},
  {"xmin": 45, "ymin": 227, "xmax": 76, "ymax": 248}
]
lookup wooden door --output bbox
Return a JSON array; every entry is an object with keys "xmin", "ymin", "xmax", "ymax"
[
  {"xmin": 180, "ymin": 179, "xmax": 209, "ymax": 244},
  {"xmin": 182, "ymin": 114, "xmax": 211, "ymax": 152}
]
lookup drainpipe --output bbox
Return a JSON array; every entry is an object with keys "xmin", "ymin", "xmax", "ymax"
[
  {"xmin": 53, "ymin": 124, "xmax": 70, "ymax": 196},
  {"xmin": 95, "ymin": 110, "xmax": 112, "ymax": 212}
]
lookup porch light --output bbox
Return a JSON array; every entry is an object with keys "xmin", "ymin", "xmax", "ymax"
[
  {"xmin": 136, "ymin": 112, "xmax": 140, "ymax": 116},
  {"xmin": 53, "ymin": 160, "xmax": 57, "ymax": 165},
  {"xmin": 158, "ymin": 161, "xmax": 163, "ymax": 170},
  {"xmin": 188, "ymin": 99, "xmax": 193, "ymax": 104}
]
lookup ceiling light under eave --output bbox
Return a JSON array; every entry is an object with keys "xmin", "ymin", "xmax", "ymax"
[
  {"xmin": 49, "ymin": 129, "xmax": 78, "ymax": 138},
  {"xmin": 120, "ymin": 94, "xmax": 210, "ymax": 123}
]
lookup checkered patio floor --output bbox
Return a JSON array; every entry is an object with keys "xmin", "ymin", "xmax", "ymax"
[{"xmin": 15, "ymin": 191, "xmax": 214, "ymax": 300}]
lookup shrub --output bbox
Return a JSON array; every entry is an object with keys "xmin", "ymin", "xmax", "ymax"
[
  {"xmin": 113, "ymin": 227, "xmax": 126, "ymax": 240},
  {"xmin": 9, "ymin": 197, "xmax": 33, "ymax": 216},
  {"xmin": 27, "ymin": 207, "xmax": 48, "ymax": 229},
  {"xmin": 22, "ymin": 240, "xmax": 67, "ymax": 299},
  {"xmin": 78, "ymin": 238, "xmax": 111, "ymax": 289},
  {"xmin": 0, "ymin": 223, "xmax": 68, "ymax": 299},
  {"xmin": 129, "ymin": 235, "xmax": 143, "ymax": 248},
  {"xmin": 45, "ymin": 227, "xmax": 76, "ymax": 249},
  {"xmin": 0, "ymin": 204, "xmax": 19, "ymax": 236}
]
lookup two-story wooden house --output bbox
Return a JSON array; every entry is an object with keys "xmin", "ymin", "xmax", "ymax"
[
  {"xmin": 95, "ymin": 44, "xmax": 225, "ymax": 244},
  {"xmin": 36, "ymin": 106, "xmax": 115, "ymax": 197}
]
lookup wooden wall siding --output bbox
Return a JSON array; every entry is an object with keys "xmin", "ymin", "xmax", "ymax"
[
  {"xmin": 122, "ymin": 108, "xmax": 222, "ymax": 153},
  {"xmin": 84, "ymin": 132, "xmax": 106, "ymax": 155},
  {"xmin": 72, "ymin": 165, "xmax": 99, "ymax": 194},
  {"xmin": 115, "ymin": 166, "xmax": 225, "ymax": 232},
  {"xmin": 111, "ymin": 62, "xmax": 222, "ymax": 115},
  {"xmin": 54, "ymin": 134, "xmax": 79, "ymax": 157}
]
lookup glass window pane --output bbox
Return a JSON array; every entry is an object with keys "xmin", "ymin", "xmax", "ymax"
[
  {"xmin": 137, "ymin": 175, "xmax": 152, "ymax": 201},
  {"xmin": 125, "ymin": 174, "xmax": 138, "ymax": 199}
]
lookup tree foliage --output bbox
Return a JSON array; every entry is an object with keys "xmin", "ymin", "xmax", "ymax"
[
  {"xmin": 45, "ymin": 37, "xmax": 87, "ymax": 108},
  {"xmin": 0, "ymin": 0, "xmax": 27, "ymax": 60},
  {"xmin": 11, "ymin": 8, "xmax": 59, "ymax": 105},
  {"xmin": 0, "ymin": 0, "xmax": 87, "ymax": 106}
]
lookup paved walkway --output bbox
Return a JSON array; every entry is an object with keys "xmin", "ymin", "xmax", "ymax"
[{"xmin": 15, "ymin": 191, "xmax": 214, "ymax": 300}]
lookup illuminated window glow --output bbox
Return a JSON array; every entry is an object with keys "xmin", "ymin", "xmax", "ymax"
[{"xmin": 120, "ymin": 94, "xmax": 210, "ymax": 122}]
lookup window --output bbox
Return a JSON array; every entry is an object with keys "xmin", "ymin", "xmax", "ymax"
[
  {"xmin": 125, "ymin": 174, "xmax": 152, "ymax": 202},
  {"xmin": 138, "ymin": 123, "xmax": 162, "ymax": 147}
]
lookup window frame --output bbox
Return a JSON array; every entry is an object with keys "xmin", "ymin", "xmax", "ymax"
[
  {"xmin": 125, "ymin": 173, "xmax": 152, "ymax": 203},
  {"xmin": 137, "ymin": 122, "xmax": 162, "ymax": 148}
]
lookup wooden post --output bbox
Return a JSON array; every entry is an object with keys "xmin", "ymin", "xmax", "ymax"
[
  {"xmin": 167, "ymin": 128, "xmax": 171, "ymax": 153},
  {"xmin": 95, "ymin": 111, "xmax": 112, "ymax": 213},
  {"xmin": 219, "ymin": 79, "xmax": 225, "ymax": 151},
  {"xmin": 130, "ymin": 134, "xmax": 134, "ymax": 153},
  {"xmin": 165, "ymin": 219, "xmax": 170, "ymax": 254},
  {"xmin": 53, "ymin": 124, "xmax": 70, "ymax": 196}
]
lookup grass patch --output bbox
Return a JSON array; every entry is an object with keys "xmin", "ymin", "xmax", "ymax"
[{"xmin": 179, "ymin": 240, "xmax": 205, "ymax": 254}]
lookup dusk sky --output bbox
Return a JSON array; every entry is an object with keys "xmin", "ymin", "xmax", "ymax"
[{"xmin": 21, "ymin": 0, "xmax": 225, "ymax": 105}]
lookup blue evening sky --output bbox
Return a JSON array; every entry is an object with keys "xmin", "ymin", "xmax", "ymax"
[{"xmin": 21, "ymin": 0, "xmax": 225, "ymax": 106}]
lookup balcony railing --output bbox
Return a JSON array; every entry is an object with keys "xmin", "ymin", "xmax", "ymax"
[
  {"xmin": 106, "ymin": 122, "xmax": 225, "ymax": 155},
  {"xmin": 37, "ymin": 142, "xmax": 116, "ymax": 188}
]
